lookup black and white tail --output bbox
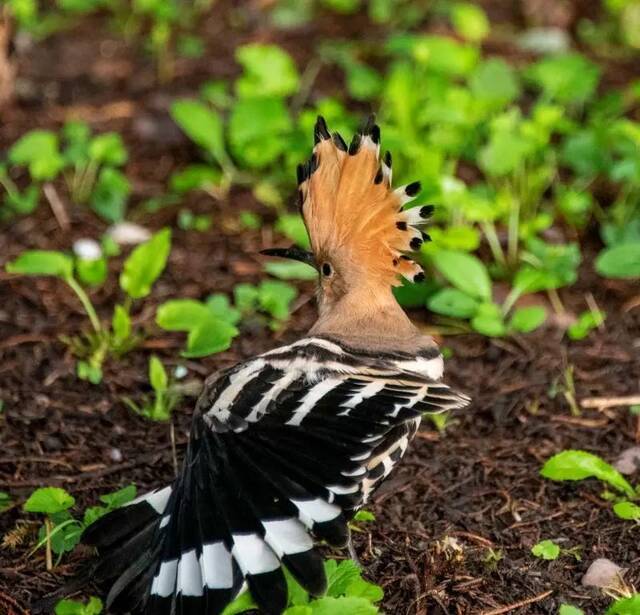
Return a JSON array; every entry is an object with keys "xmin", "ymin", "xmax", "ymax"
[{"xmin": 82, "ymin": 336, "xmax": 469, "ymax": 615}]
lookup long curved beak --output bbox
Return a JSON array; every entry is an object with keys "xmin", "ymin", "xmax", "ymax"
[{"xmin": 260, "ymin": 246, "xmax": 317, "ymax": 269}]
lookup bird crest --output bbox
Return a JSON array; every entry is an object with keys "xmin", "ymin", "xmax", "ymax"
[{"xmin": 297, "ymin": 115, "xmax": 432, "ymax": 286}]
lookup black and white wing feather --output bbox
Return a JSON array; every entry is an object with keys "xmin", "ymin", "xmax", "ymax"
[{"xmin": 82, "ymin": 336, "xmax": 469, "ymax": 615}]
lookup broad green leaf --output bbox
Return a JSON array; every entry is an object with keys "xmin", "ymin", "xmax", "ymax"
[
  {"xmin": 171, "ymin": 100, "xmax": 227, "ymax": 166},
  {"xmin": 541, "ymin": 450, "xmax": 635, "ymax": 498},
  {"xmin": 258, "ymin": 280, "xmax": 298, "ymax": 320},
  {"xmin": 427, "ymin": 288, "xmax": 479, "ymax": 319},
  {"xmin": 265, "ymin": 261, "xmax": 317, "ymax": 281},
  {"xmin": 471, "ymin": 302, "xmax": 506, "ymax": 337},
  {"xmin": 228, "ymin": 97, "xmax": 293, "ymax": 169},
  {"xmin": 149, "ymin": 356, "xmax": 168, "ymax": 392},
  {"xmin": 5, "ymin": 185, "xmax": 40, "ymax": 215},
  {"xmin": 469, "ymin": 58, "xmax": 520, "ymax": 109},
  {"xmin": 284, "ymin": 607, "xmax": 312, "ymax": 615},
  {"xmin": 525, "ymin": 54, "xmax": 600, "ymax": 105},
  {"xmin": 325, "ymin": 559, "xmax": 361, "ymax": 597},
  {"xmin": 112, "ymin": 304, "xmax": 132, "ymax": 344},
  {"xmin": 596, "ymin": 244, "xmax": 640, "ymax": 279},
  {"xmin": 77, "ymin": 361, "xmax": 103, "ymax": 384},
  {"xmin": 120, "ymin": 228, "xmax": 171, "ymax": 300},
  {"xmin": 431, "ymin": 250, "xmax": 491, "ymax": 300},
  {"xmin": 88, "ymin": 133, "xmax": 127, "ymax": 166},
  {"xmin": 8, "ymin": 130, "xmax": 65, "ymax": 181},
  {"xmin": 559, "ymin": 605, "xmax": 584, "ymax": 615},
  {"xmin": 169, "ymin": 165, "xmax": 223, "ymax": 193},
  {"xmin": 205, "ymin": 294, "xmax": 242, "ymax": 325},
  {"xmin": 24, "ymin": 487, "xmax": 75, "ymax": 514},
  {"xmin": 235, "ymin": 44, "xmax": 300, "ymax": 98},
  {"xmin": 567, "ymin": 310, "xmax": 605, "ymax": 341},
  {"xmin": 76, "ymin": 257, "xmax": 108, "ymax": 287},
  {"xmin": 55, "ymin": 596, "xmax": 103, "ymax": 615},
  {"xmin": 451, "ymin": 2, "xmax": 489, "ymax": 41},
  {"xmin": 90, "ymin": 167, "xmax": 130, "ymax": 222},
  {"xmin": 344, "ymin": 63, "xmax": 383, "ymax": 102},
  {"xmin": 607, "ymin": 595, "xmax": 640, "ymax": 615},
  {"xmin": 353, "ymin": 510, "xmax": 375, "ymax": 522},
  {"xmin": 612, "ymin": 501, "xmax": 640, "ymax": 520},
  {"xmin": 393, "ymin": 278, "xmax": 435, "ymax": 308},
  {"xmin": 234, "ymin": 283, "xmax": 260, "ymax": 313},
  {"xmin": 345, "ymin": 578, "xmax": 384, "ymax": 603},
  {"xmin": 275, "ymin": 214, "xmax": 311, "ymax": 249},
  {"xmin": 221, "ymin": 590, "xmax": 256, "ymax": 615},
  {"xmin": 284, "ymin": 566, "xmax": 310, "ymax": 606},
  {"xmin": 184, "ymin": 318, "xmax": 238, "ymax": 358},
  {"xmin": 156, "ymin": 299, "xmax": 212, "ymax": 331},
  {"xmin": 509, "ymin": 306, "xmax": 546, "ymax": 334},
  {"xmin": 308, "ymin": 596, "xmax": 378, "ymax": 614},
  {"xmin": 531, "ymin": 539, "xmax": 560, "ymax": 560},
  {"xmin": 99, "ymin": 484, "xmax": 136, "ymax": 509},
  {"xmin": 6, "ymin": 250, "xmax": 73, "ymax": 279}
]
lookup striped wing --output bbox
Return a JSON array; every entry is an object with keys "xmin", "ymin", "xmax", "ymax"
[{"xmin": 86, "ymin": 337, "xmax": 469, "ymax": 615}]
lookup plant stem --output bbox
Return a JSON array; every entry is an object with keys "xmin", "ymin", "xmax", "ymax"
[
  {"xmin": 44, "ymin": 518, "xmax": 52, "ymax": 571},
  {"xmin": 170, "ymin": 420, "xmax": 178, "ymax": 477},
  {"xmin": 481, "ymin": 221, "xmax": 507, "ymax": 269},
  {"xmin": 507, "ymin": 188, "xmax": 520, "ymax": 268},
  {"xmin": 65, "ymin": 275, "xmax": 103, "ymax": 334},
  {"xmin": 547, "ymin": 288, "xmax": 566, "ymax": 316}
]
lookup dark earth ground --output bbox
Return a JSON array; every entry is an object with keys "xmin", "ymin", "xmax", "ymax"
[{"xmin": 1, "ymin": 1, "xmax": 640, "ymax": 613}]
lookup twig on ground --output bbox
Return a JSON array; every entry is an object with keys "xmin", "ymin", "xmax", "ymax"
[
  {"xmin": 43, "ymin": 183, "xmax": 70, "ymax": 231},
  {"xmin": 479, "ymin": 589, "xmax": 554, "ymax": 614},
  {"xmin": 581, "ymin": 395, "xmax": 640, "ymax": 410}
]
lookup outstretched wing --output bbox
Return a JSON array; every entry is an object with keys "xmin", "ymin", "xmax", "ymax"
[{"xmin": 86, "ymin": 337, "xmax": 469, "ymax": 615}]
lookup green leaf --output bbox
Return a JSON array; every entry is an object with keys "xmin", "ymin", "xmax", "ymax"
[
  {"xmin": 284, "ymin": 607, "xmax": 313, "ymax": 615},
  {"xmin": 0, "ymin": 491, "xmax": 13, "ymax": 512},
  {"xmin": 431, "ymin": 250, "xmax": 491, "ymax": 300},
  {"xmin": 509, "ymin": 306, "xmax": 546, "ymax": 334},
  {"xmin": 76, "ymin": 257, "xmax": 108, "ymax": 287},
  {"xmin": 205, "ymin": 294, "xmax": 242, "ymax": 325},
  {"xmin": 567, "ymin": 310, "xmax": 605, "ymax": 341},
  {"xmin": 596, "ymin": 244, "xmax": 640, "ymax": 279},
  {"xmin": 5, "ymin": 185, "xmax": 40, "ymax": 215},
  {"xmin": 325, "ymin": 559, "xmax": 362, "ymax": 597},
  {"xmin": 221, "ymin": 590, "xmax": 257, "ymax": 615},
  {"xmin": 345, "ymin": 578, "xmax": 384, "ymax": 603},
  {"xmin": 344, "ymin": 63, "xmax": 383, "ymax": 102},
  {"xmin": 228, "ymin": 97, "xmax": 293, "ymax": 169},
  {"xmin": 559, "ymin": 605, "xmax": 585, "ymax": 615},
  {"xmin": 471, "ymin": 302, "xmax": 506, "ymax": 337},
  {"xmin": 235, "ymin": 44, "xmax": 300, "ymax": 98},
  {"xmin": 169, "ymin": 165, "xmax": 223, "ymax": 193},
  {"xmin": 451, "ymin": 2, "xmax": 489, "ymax": 41},
  {"xmin": 24, "ymin": 487, "xmax": 75, "ymax": 515},
  {"xmin": 307, "ymin": 596, "xmax": 378, "ymax": 614},
  {"xmin": 112, "ymin": 304, "xmax": 132, "ymax": 344},
  {"xmin": 90, "ymin": 167, "xmax": 130, "ymax": 222},
  {"xmin": 171, "ymin": 100, "xmax": 227, "ymax": 167},
  {"xmin": 234, "ymin": 283, "xmax": 260, "ymax": 312},
  {"xmin": 265, "ymin": 261, "xmax": 317, "ymax": 281},
  {"xmin": 8, "ymin": 130, "xmax": 65, "ymax": 181},
  {"xmin": 531, "ymin": 539, "xmax": 560, "ymax": 560},
  {"xmin": 541, "ymin": 450, "xmax": 636, "ymax": 498},
  {"xmin": 6, "ymin": 250, "xmax": 73, "ymax": 279},
  {"xmin": 55, "ymin": 596, "xmax": 103, "ymax": 615},
  {"xmin": 184, "ymin": 318, "xmax": 238, "ymax": 358},
  {"xmin": 353, "ymin": 510, "xmax": 375, "ymax": 522},
  {"xmin": 258, "ymin": 280, "xmax": 298, "ymax": 320},
  {"xmin": 612, "ymin": 501, "xmax": 640, "ymax": 520},
  {"xmin": 77, "ymin": 361, "xmax": 103, "ymax": 384},
  {"xmin": 427, "ymin": 288, "xmax": 479, "ymax": 319},
  {"xmin": 149, "ymin": 356, "xmax": 168, "ymax": 392},
  {"xmin": 156, "ymin": 299, "xmax": 213, "ymax": 331},
  {"xmin": 469, "ymin": 59, "xmax": 520, "ymax": 109},
  {"xmin": 525, "ymin": 53, "xmax": 601, "ymax": 105},
  {"xmin": 120, "ymin": 228, "xmax": 171, "ymax": 300},
  {"xmin": 88, "ymin": 133, "xmax": 127, "ymax": 166},
  {"xmin": 284, "ymin": 567, "xmax": 310, "ymax": 606},
  {"xmin": 275, "ymin": 214, "xmax": 311, "ymax": 249},
  {"xmin": 99, "ymin": 484, "xmax": 136, "ymax": 509},
  {"xmin": 607, "ymin": 595, "xmax": 640, "ymax": 615}
]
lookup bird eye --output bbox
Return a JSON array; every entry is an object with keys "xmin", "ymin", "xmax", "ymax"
[{"xmin": 321, "ymin": 262, "xmax": 333, "ymax": 277}]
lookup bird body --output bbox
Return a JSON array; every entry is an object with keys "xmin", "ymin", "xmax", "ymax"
[{"xmin": 78, "ymin": 116, "xmax": 470, "ymax": 614}]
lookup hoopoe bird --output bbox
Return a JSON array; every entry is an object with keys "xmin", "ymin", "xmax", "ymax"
[{"xmin": 79, "ymin": 116, "xmax": 470, "ymax": 615}]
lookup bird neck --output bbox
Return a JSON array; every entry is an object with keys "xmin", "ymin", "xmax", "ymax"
[{"xmin": 309, "ymin": 283, "xmax": 423, "ymax": 352}]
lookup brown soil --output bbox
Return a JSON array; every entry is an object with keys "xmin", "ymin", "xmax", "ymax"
[{"xmin": 1, "ymin": 2, "xmax": 639, "ymax": 614}]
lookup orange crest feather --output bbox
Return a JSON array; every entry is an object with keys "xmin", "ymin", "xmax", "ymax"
[{"xmin": 297, "ymin": 116, "xmax": 432, "ymax": 286}]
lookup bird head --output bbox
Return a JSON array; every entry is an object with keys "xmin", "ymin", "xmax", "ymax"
[{"xmin": 262, "ymin": 115, "xmax": 433, "ymax": 338}]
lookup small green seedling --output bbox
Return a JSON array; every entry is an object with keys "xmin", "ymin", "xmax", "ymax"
[
  {"xmin": 531, "ymin": 539, "xmax": 560, "ymax": 560},
  {"xmin": 6, "ymin": 229, "xmax": 171, "ymax": 384},
  {"xmin": 222, "ymin": 558, "xmax": 383, "ymax": 615},
  {"xmin": 234, "ymin": 281, "xmax": 299, "ymax": 331},
  {"xmin": 541, "ymin": 450, "xmax": 639, "ymax": 521},
  {"xmin": 427, "ymin": 250, "xmax": 547, "ymax": 337},
  {"xmin": 606, "ymin": 595, "xmax": 640, "ymax": 615},
  {"xmin": 559, "ymin": 606, "xmax": 584, "ymax": 615},
  {"xmin": 23, "ymin": 485, "xmax": 135, "ymax": 570},
  {"xmin": 568, "ymin": 309, "xmax": 606, "ymax": 341},
  {"xmin": 350, "ymin": 509, "xmax": 376, "ymax": 533},
  {"xmin": 156, "ymin": 294, "xmax": 240, "ymax": 358},
  {"xmin": 123, "ymin": 356, "xmax": 181, "ymax": 422},
  {"xmin": 55, "ymin": 596, "xmax": 103, "ymax": 615},
  {"xmin": 483, "ymin": 548, "xmax": 503, "ymax": 571}
]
